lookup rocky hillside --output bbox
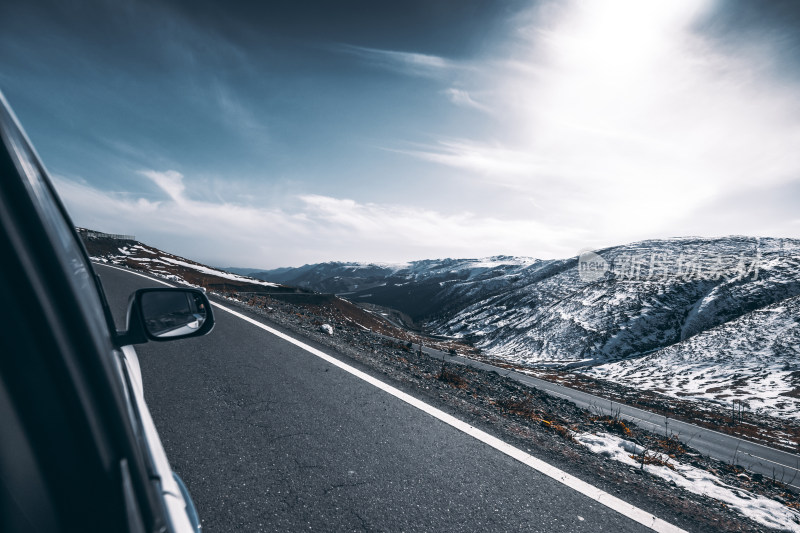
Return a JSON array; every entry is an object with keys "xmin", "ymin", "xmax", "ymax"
[
  {"xmin": 78, "ymin": 228, "xmax": 294, "ymax": 294},
  {"xmin": 240, "ymin": 236, "xmax": 800, "ymax": 418},
  {"xmin": 585, "ymin": 294, "xmax": 800, "ymax": 419}
]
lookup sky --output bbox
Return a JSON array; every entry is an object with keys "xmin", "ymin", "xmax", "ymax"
[{"xmin": 2, "ymin": 0, "xmax": 800, "ymax": 268}]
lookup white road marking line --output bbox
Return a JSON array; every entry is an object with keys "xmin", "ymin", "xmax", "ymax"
[
  {"xmin": 213, "ymin": 302, "xmax": 685, "ymax": 533},
  {"xmin": 745, "ymin": 453, "xmax": 800, "ymax": 471},
  {"xmin": 98, "ymin": 264, "xmax": 685, "ymax": 533}
]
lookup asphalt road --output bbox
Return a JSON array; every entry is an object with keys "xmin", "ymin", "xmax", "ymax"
[
  {"xmin": 96, "ymin": 264, "xmax": 666, "ymax": 532},
  {"xmin": 403, "ymin": 341, "xmax": 800, "ymax": 493}
]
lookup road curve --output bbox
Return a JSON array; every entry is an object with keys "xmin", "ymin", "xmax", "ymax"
[
  {"xmin": 403, "ymin": 341, "xmax": 800, "ymax": 493},
  {"xmin": 96, "ymin": 263, "xmax": 676, "ymax": 532}
]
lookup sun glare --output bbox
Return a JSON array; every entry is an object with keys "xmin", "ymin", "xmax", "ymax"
[{"xmin": 548, "ymin": 0, "xmax": 711, "ymax": 84}]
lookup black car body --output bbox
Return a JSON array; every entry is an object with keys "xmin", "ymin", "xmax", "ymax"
[{"xmin": 0, "ymin": 92, "xmax": 211, "ymax": 532}]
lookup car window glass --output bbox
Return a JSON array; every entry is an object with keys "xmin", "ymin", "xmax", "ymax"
[{"xmin": 2, "ymin": 107, "xmax": 109, "ymax": 346}]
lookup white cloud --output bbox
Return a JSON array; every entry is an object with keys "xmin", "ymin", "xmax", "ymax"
[
  {"xmin": 41, "ymin": 0, "xmax": 800, "ymax": 267},
  {"xmin": 297, "ymin": 194, "xmax": 578, "ymax": 252},
  {"xmin": 210, "ymin": 82, "xmax": 270, "ymax": 145},
  {"xmin": 337, "ymin": 44, "xmax": 454, "ymax": 77},
  {"xmin": 442, "ymin": 88, "xmax": 489, "ymax": 112},
  {"xmin": 53, "ymin": 172, "xmax": 587, "ymax": 267},
  {"xmin": 393, "ymin": 139, "xmax": 542, "ymax": 179},
  {"xmin": 399, "ymin": 0, "xmax": 800, "ymax": 245},
  {"xmin": 140, "ymin": 170, "xmax": 186, "ymax": 202}
]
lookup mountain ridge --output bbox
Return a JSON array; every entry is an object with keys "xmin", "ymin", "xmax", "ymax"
[{"xmin": 230, "ymin": 235, "xmax": 800, "ymax": 418}]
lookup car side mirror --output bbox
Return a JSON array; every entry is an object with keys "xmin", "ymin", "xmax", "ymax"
[{"xmin": 118, "ymin": 288, "xmax": 215, "ymax": 345}]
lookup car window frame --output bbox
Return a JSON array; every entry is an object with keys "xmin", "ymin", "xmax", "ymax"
[{"xmin": 0, "ymin": 94, "xmax": 169, "ymax": 532}]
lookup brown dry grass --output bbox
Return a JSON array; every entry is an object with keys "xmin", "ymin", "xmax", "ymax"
[
  {"xmin": 630, "ymin": 451, "xmax": 676, "ymax": 470},
  {"xmin": 592, "ymin": 415, "xmax": 633, "ymax": 437},
  {"xmin": 516, "ymin": 368, "xmax": 800, "ymax": 452},
  {"xmin": 493, "ymin": 397, "xmax": 574, "ymax": 441},
  {"xmin": 437, "ymin": 368, "xmax": 469, "ymax": 389}
]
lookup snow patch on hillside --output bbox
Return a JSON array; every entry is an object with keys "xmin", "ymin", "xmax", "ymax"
[
  {"xmin": 575, "ymin": 432, "xmax": 800, "ymax": 531},
  {"xmin": 90, "ymin": 242, "xmax": 280, "ymax": 290},
  {"xmin": 159, "ymin": 257, "xmax": 279, "ymax": 287},
  {"xmin": 586, "ymin": 296, "xmax": 800, "ymax": 420}
]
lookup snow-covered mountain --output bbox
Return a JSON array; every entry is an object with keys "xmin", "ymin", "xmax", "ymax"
[
  {"xmin": 241, "ymin": 256, "xmax": 543, "ymax": 322},
  {"xmin": 585, "ymin": 294, "xmax": 800, "ymax": 419},
  {"xmin": 243, "ymin": 237, "xmax": 800, "ymax": 418},
  {"xmin": 440, "ymin": 238, "xmax": 800, "ymax": 365},
  {"xmin": 240, "ymin": 261, "xmax": 411, "ymax": 293}
]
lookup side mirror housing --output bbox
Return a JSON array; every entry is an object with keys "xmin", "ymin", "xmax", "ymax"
[{"xmin": 118, "ymin": 288, "xmax": 215, "ymax": 345}]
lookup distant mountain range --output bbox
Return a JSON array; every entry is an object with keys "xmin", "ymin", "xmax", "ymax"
[{"xmin": 232, "ymin": 236, "xmax": 800, "ymax": 418}]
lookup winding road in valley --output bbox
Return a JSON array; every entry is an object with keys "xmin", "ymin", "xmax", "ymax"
[{"xmin": 401, "ymin": 343, "xmax": 800, "ymax": 493}]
